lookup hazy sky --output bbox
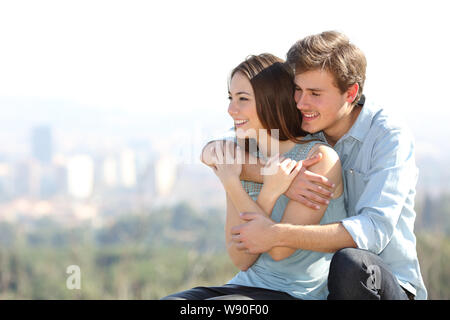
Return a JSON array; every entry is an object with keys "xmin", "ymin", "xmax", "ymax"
[{"xmin": 0, "ymin": 0, "xmax": 449, "ymax": 149}]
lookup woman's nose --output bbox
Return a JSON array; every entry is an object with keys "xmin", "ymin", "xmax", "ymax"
[{"xmin": 228, "ymin": 102, "xmax": 239, "ymax": 115}]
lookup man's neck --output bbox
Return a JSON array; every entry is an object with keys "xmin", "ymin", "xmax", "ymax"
[{"xmin": 324, "ymin": 105, "xmax": 362, "ymax": 147}]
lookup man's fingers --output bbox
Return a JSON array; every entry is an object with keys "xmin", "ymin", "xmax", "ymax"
[
  {"xmin": 302, "ymin": 189, "xmax": 330, "ymax": 206},
  {"xmin": 292, "ymin": 194, "xmax": 321, "ymax": 210},
  {"xmin": 231, "ymin": 234, "xmax": 249, "ymax": 251},
  {"xmin": 306, "ymin": 181, "xmax": 334, "ymax": 199},
  {"xmin": 302, "ymin": 152, "xmax": 322, "ymax": 167},
  {"xmin": 304, "ymin": 170, "xmax": 335, "ymax": 189},
  {"xmin": 239, "ymin": 211, "xmax": 259, "ymax": 221}
]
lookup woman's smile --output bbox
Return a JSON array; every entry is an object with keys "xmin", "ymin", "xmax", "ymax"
[{"xmin": 234, "ymin": 119, "xmax": 249, "ymax": 128}]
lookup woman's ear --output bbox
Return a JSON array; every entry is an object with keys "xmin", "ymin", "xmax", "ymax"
[{"xmin": 346, "ymin": 83, "xmax": 359, "ymax": 104}]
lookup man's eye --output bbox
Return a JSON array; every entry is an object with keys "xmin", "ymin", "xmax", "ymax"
[
  {"xmin": 312, "ymin": 92, "xmax": 320, "ymax": 97},
  {"xmin": 228, "ymin": 96, "xmax": 232, "ymax": 100},
  {"xmin": 295, "ymin": 87, "xmax": 301, "ymax": 91}
]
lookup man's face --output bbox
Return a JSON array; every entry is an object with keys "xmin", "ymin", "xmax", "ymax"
[{"xmin": 294, "ymin": 69, "xmax": 355, "ymax": 140}]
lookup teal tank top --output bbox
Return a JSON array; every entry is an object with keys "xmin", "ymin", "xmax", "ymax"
[{"xmin": 227, "ymin": 137, "xmax": 346, "ymax": 300}]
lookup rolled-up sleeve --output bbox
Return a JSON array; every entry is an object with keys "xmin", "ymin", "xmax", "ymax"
[{"xmin": 341, "ymin": 128, "xmax": 418, "ymax": 254}]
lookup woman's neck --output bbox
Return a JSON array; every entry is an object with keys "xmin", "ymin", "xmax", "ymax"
[{"xmin": 257, "ymin": 132, "xmax": 297, "ymax": 158}]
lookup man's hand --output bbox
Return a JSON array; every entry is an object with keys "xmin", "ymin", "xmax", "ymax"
[
  {"xmin": 284, "ymin": 152, "xmax": 336, "ymax": 210},
  {"xmin": 230, "ymin": 212, "xmax": 278, "ymax": 254}
]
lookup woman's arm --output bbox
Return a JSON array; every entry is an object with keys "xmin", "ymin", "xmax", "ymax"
[
  {"xmin": 262, "ymin": 144, "xmax": 344, "ymax": 261},
  {"xmin": 200, "ymin": 140, "xmax": 334, "ymax": 210},
  {"xmin": 223, "ymin": 179, "xmax": 268, "ymax": 271},
  {"xmin": 211, "ymin": 141, "xmax": 273, "ymax": 270}
]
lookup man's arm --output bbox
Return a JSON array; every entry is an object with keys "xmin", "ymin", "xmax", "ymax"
[
  {"xmin": 232, "ymin": 128, "xmax": 417, "ymax": 254},
  {"xmin": 340, "ymin": 129, "xmax": 418, "ymax": 254},
  {"xmin": 258, "ymin": 144, "xmax": 345, "ymax": 260},
  {"xmin": 231, "ymin": 213, "xmax": 356, "ymax": 254}
]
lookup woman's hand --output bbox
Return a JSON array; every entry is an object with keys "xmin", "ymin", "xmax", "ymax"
[
  {"xmin": 212, "ymin": 140, "xmax": 243, "ymax": 189},
  {"xmin": 261, "ymin": 154, "xmax": 302, "ymax": 197}
]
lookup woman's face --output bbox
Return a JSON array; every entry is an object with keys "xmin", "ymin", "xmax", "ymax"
[{"xmin": 228, "ymin": 72, "xmax": 264, "ymax": 139}]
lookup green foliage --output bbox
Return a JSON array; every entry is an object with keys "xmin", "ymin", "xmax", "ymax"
[
  {"xmin": 416, "ymin": 233, "xmax": 450, "ymax": 300},
  {"xmin": 0, "ymin": 199, "xmax": 449, "ymax": 299},
  {"xmin": 0, "ymin": 203, "xmax": 238, "ymax": 299}
]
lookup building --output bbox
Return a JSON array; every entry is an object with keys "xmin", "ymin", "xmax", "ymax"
[{"xmin": 31, "ymin": 126, "xmax": 52, "ymax": 164}]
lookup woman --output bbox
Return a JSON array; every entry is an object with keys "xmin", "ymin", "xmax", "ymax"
[{"xmin": 163, "ymin": 54, "xmax": 345, "ymax": 300}]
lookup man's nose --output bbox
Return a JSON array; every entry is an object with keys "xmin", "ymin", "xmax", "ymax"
[{"xmin": 296, "ymin": 94, "xmax": 306, "ymax": 111}]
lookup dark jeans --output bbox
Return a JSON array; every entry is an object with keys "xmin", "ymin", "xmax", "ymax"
[
  {"xmin": 327, "ymin": 248, "xmax": 414, "ymax": 300},
  {"xmin": 161, "ymin": 284, "xmax": 300, "ymax": 300}
]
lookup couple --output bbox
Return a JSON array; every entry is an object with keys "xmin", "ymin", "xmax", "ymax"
[{"xmin": 163, "ymin": 31, "xmax": 427, "ymax": 300}]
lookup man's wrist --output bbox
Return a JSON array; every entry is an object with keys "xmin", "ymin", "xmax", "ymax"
[{"xmin": 272, "ymin": 223, "xmax": 297, "ymax": 248}]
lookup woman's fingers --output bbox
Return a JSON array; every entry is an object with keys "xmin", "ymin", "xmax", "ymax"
[
  {"xmin": 290, "ymin": 160, "xmax": 303, "ymax": 176},
  {"xmin": 284, "ymin": 159, "xmax": 297, "ymax": 173}
]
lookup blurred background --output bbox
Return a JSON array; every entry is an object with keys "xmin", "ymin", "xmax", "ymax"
[{"xmin": 0, "ymin": 0, "xmax": 449, "ymax": 299}]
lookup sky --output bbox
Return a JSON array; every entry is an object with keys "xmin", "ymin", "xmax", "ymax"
[{"xmin": 0, "ymin": 0, "xmax": 449, "ymax": 156}]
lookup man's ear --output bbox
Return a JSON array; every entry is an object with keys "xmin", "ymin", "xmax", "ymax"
[{"xmin": 346, "ymin": 83, "xmax": 359, "ymax": 104}]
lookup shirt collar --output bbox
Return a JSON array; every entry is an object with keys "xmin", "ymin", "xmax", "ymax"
[{"xmin": 338, "ymin": 96, "xmax": 375, "ymax": 143}]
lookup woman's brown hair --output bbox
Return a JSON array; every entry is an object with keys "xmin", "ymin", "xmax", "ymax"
[{"xmin": 230, "ymin": 53, "xmax": 308, "ymax": 145}]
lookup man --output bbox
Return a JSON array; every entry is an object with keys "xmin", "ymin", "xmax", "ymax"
[{"xmin": 202, "ymin": 31, "xmax": 427, "ymax": 299}]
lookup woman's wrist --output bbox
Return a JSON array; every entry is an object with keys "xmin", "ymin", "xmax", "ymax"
[
  {"xmin": 222, "ymin": 175, "xmax": 242, "ymax": 192},
  {"xmin": 257, "ymin": 185, "xmax": 280, "ymax": 214},
  {"xmin": 259, "ymin": 184, "xmax": 282, "ymax": 203}
]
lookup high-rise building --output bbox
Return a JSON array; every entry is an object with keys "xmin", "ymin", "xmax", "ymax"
[
  {"xmin": 67, "ymin": 155, "xmax": 94, "ymax": 199},
  {"xmin": 155, "ymin": 154, "xmax": 177, "ymax": 197},
  {"xmin": 120, "ymin": 149, "xmax": 136, "ymax": 188},
  {"xmin": 31, "ymin": 126, "xmax": 52, "ymax": 164},
  {"xmin": 102, "ymin": 156, "xmax": 118, "ymax": 188}
]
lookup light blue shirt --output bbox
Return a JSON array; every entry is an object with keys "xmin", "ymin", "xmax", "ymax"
[
  {"xmin": 312, "ymin": 99, "xmax": 427, "ymax": 299},
  {"xmin": 227, "ymin": 140, "xmax": 347, "ymax": 300}
]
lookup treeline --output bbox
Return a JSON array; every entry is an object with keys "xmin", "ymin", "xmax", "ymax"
[
  {"xmin": 0, "ymin": 203, "xmax": 238, "ymax": 299},
  {"xmin": 0, "ymin": 196, "xmax": 449, "ymax": 299}
]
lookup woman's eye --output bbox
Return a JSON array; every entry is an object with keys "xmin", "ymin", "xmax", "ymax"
[
  {"xmin": 227, "ymin": 96, "xmax": 232, "ymax": 100},
  {"xmin": 239, "ymin": 97, "xmax": 248, "ymax": 101}
]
